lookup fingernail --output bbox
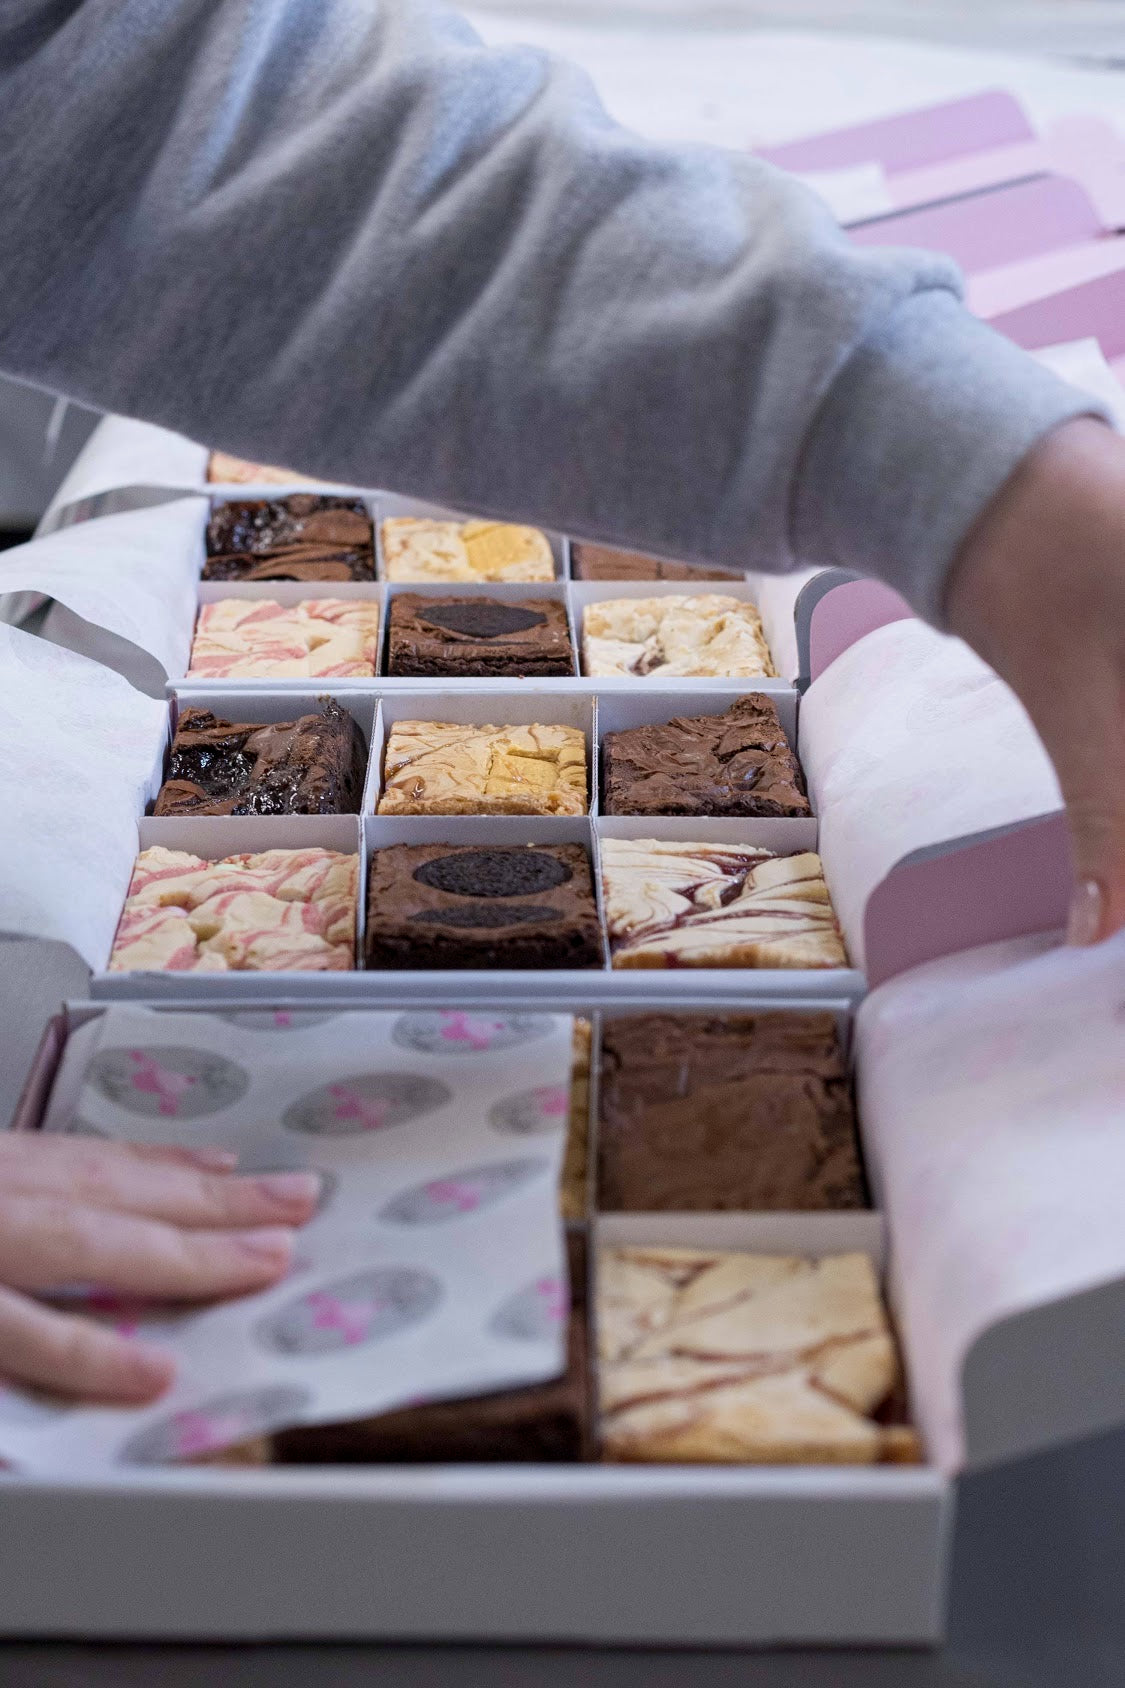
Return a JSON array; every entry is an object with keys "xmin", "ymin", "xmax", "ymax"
[
  {"xmin": 123, "ymin": 1347, "xmax": 176, "ymax": 1394},
  {"xmin": 234, "ymin": 1228, "xmax": 294, "ymax": 1266},
  {"xmin": 253, "ymin": 1172, "xmax": 322, "ymax": 1209},
  {"xmin": 187, "ymin": 1148, "xmax": 239, "ymax": 1171},
  {"xmin": 1068, "ymin": 878, "xmax": 1106, "ymax": 946}
]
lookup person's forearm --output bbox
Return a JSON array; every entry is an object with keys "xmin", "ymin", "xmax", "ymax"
[{"xmin": 0, "ymin": 0, "xmax": 1100, "ymax": 616}]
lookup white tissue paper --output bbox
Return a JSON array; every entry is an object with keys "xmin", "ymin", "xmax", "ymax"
[
  {"xmin": 0, "ymin": 500, "xmax": 205, "ymax": 688},
  {"xmin": 40, "ymin": 416, "xmax": 208, "ymax": 527},
  {"xmin": 0, "ymin": 1005, "xmax": 574, "ymax": 1473},
  {"xmin": 0, "ymin": 624, "xmax": 166, "ymax": 971},
  {"xmin": 799, "ymin": 618, "xmax": 1060, "ymax": 969},
  {"xmin": 858, "ymin": 927, "xmax": 1125, "ymax": 1472}
]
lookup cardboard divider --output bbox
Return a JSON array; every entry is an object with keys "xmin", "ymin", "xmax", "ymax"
[
  {"xmin": 757, "ymin": 88, "xmax": 1035, "ymax": 176},
  {"xmin": 375, "ymin": 492, "xmax": 568, "ymax": 581},
  {"xmin": 990, "ymin": 266, "xmax": 1125, "ymax": 357},
  {"xmin": 862, "ymin": 811, "xmax": 1070, "ymax": 989},
  {"xmin": 595, "ymin": 811, "xmax": 818, "ymax": 854},
  {"xmin": 849, "ymin": 173, "xmax": 1106, "ymax": 274},
  {"xmin": 797, "ymin": 572, "xmax": 913, "ymax": 685},
  {"xmin": 596, "ymin": 1210, "xmax": 886, "ymax": 1269},
  {"xmin": 971, "ymin": 232, "xmax": 1125, "ymax": 322}
]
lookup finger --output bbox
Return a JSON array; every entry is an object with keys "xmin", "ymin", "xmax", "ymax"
[
  {"xmin": 0, "ymin": 1135, "xmax": 238, "ymax": 1175},
  {"xmin": 0, "ymin": 1139, "xmax": 319, "ymax": 1228},
  {"xmin": 0, "ymin": 1284, "xmax": 175, "ymax": 1405},
  {"xmin": 0, "ymin": 1195, "xmax": 296, "ymax": 1300}
]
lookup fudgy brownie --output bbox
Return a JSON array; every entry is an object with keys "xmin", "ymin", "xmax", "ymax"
[
  {"xmin": 598, "ymin": 1011, "xmax": 866, "ymax": 1210},
  {"xmin": 203, "ymin": 495, "xmax": 375, "ymax": 581},
  {"xmin": 601, "ymin": 695, "xmax": 810, "ymax": 818},
  {"xmin": 273, "ymin": 1232, "xmax": 591, "ymax": 1463},
  {"xmin": 365, "ymin": 842, "xmax": 604, "ymax": 970},
  {"xmin": 154, "ymin": 703, "xmax": 367, "ymax": 816},
  {"xmin": 570, "ymin": 542, "xmax": 743, "ymax": 581},
  {"xmin": 387, "ymin": 593, "xmax": 574, "ymax": 676}
]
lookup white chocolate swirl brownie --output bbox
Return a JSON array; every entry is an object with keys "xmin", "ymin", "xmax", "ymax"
[
  {"xmin": 582, "ymin": 594, "xmax": 776, "ymax": 679},
  {"xmin": 599, "ymin": 838, "xmax": 846, "ymax": 969},
  {"xmin": 599, "ymin": 1247, "xmax": 913, "ymax": 1464},
  {"xmin": 378, "ymin": 720, "xmax": 587, "ymax": 816}
]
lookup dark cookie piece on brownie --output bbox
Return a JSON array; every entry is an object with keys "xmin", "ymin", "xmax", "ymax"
[
  {"xmin": 366, "ymin": 842, "xmax": 602, "ymax": 969},
  {"xmin": 386, "ymin": 593, "xmax": 574, "ymax": 677}
]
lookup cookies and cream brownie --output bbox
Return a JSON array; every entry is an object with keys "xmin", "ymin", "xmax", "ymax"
[
  {"xmin": 598, "ymin": 1247, "xmax": 913, "ymax": 1463},
  {"xmin": 582, "ymin": 594, "xmax": 775, "ymax": 679},
  {"xmin": 365, "ymin": 842, "xmax": 603, "ymax": 969},
  {"xmin": 109, "ymin": 846, "xmax": 357, "ymax": 972},
  {"xmin": 598, "ymin": 1012, "xmax": 865, "ymax": 1211},
  {"xmin": 600, "ymin": 839, "xmax": 846, "ymax": 969},
  {"xmin": 387, "ymin": 592, "xmax": 574, "ymax": 677},
  {"xmin": 187, "ymin": 598, "xmax": 379, "ymax": 679},
  {"xmin": 570, "ymin": 542, "xmax": 743, "ymax": 581},
  {"xmin": 377, "ymin": 721, "xmax": 587, "ymax": 816},
  {"xmin": 601, "ymin": 695, "xmax": 809, "ymax": 818},
  {"xmin": 382, "ymin": 516, "xmax": 554, "ymax": 583},
  {"xmin": 154, "ymin": 703, "xmax": 367, "ymax": 816},
  {"xmin": 204, "ymin": 496, "xmax": 375, "ymax": 582}
]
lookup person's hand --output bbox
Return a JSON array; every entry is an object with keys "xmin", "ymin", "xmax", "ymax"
[
  {"xmin": 0, "ymin": 1134, "xmax": 320, "ymax": 1406},
  {"xmin": 946, "ymin": 416, "xmax": 1125, "ymax": 946}
]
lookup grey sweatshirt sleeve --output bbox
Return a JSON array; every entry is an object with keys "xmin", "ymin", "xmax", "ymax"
[{"xmin": 0, "ymin": 0, "xmax": 1103, "ymax": 621}]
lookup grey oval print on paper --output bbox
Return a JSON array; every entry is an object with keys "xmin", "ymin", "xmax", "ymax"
[
  {"xmin": 490, "ymin": 1273, "xmax": 569, "ymax": 1342},
  {"xmin": 489, "ymin": 1083, "xmax": 571, "ymax": 1137},
  {"xmin": 257, "ymin": 1268, "xmax": 442, "ymax": 1355},
  {"xmin": 392, "ymin": 1011, "xmax": 555, "ymax": 1056},
  {"xmin": 379, "ymin": 1157, "xmax": 549, "ymax": 1225},
  {"xmin": 90, "ymin": 1046, "xmax": 249, "ymax": 1120},
  {"xmin": 221, "ymin": 1010, "xmax": 340, "ymax": 1032},
  {"xmin": 283, "ymin": 1072, "xmax": 450, "ymax": 1136},
  {"xmin": 120, "ymin": 1386, "xmax": 312, "ymax": 1465}
]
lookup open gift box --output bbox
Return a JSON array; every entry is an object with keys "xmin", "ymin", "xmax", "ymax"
[{"xmin": 2, "ymin": 809, "xmax": 1119, "ymax": 1647}]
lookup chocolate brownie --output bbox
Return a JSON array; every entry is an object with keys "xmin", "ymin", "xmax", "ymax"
[
  {"xmin": 153, "ymin": 703, "xmax": 367, "ymax": 816},
  {"xmin": 387, "ymin": 593, "xmax": 575, "ymax": 676},
  {"xmin": 598, "ymin": 1012, "xmax": 866, "ymax": 1211},
  {"xmin": 365, "ymin": 842, "xmax": 603, "ymax": 970},
  {"xmin": 203, "ymin": 495, "xmax": 375, "ymax": 581},
  {"xmin": 273, "ymin": 1232, "xmax": 591, "ymax": 1463},
  {"xmin": 570, "ymin": 542, "xmax": 743, "ymax": 581},
  {"xmin": 601, "ymin": 695, "xmax": 809, "ymax": 818}
]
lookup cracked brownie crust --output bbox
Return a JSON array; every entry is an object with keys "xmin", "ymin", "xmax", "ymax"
[
  {"xmin": 598, "ymin": 1011, "xmax": 865, "ymax": 1211},
  {"xmin": 602, "ymin": 695, "xmax": 809, "ymax": 818}
]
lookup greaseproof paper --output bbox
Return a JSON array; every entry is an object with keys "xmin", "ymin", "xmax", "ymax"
[{"xmin": 0, "ymin": 1005, "xmax": 573, "ymax": 1473}]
